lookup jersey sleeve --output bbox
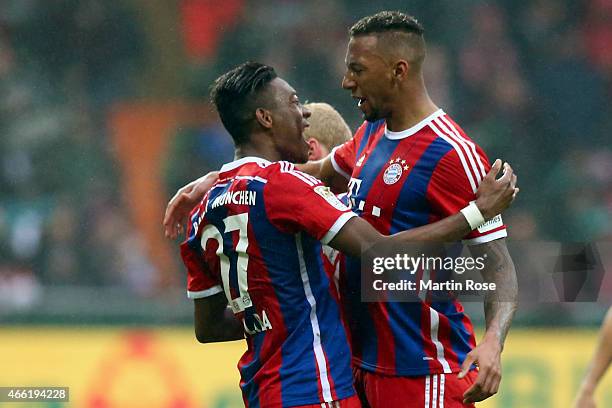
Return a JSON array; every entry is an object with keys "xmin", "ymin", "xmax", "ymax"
[
  {"xmin": 180, "ymin": 203, "xmax": 223, "ymax": 299},
  {"xmin": 426, "ymin": 146, "xmax": 507, "ymax": 245},
  {"xmin": 330, "ymin": 122, "xmax": 368, "ymax": 179},
  {"xmin": 264, "ymin": 163, "xmax": 357, "ymax": 244}
]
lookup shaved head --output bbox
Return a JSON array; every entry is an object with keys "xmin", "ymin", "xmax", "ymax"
[
  {"xmin": 373, "ymin": 31, "xmax": 425, "ymax": 67},
  {"xmin": 349, "ymin": 11, "xmax": 426, "ymax": 69}
]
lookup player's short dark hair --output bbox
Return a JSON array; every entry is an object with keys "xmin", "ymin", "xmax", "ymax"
[
  {"xmin": 349, "ymin": 11, "xmax": 424, "ymax": 37},
  {"xmin": 210, "ymin": 62, "xmax": 277, "ymax": 145}
]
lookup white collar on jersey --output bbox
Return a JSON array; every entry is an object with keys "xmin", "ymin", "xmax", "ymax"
[
  {"xmin": 384, "ymin": 109, "xmax": 445, "ymax": 140},
  {"xmin": 219, "ymin": 156, "xmax": 271, "ymax": 173}
]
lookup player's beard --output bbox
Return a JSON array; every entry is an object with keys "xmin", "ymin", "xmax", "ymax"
[
  {"xmin": 363, "ymin": 106, "xmax": 382, "ymax": 122},
  {"xmin": 359, "ymin": 97, "xmax": 383, "ymax": 122}
]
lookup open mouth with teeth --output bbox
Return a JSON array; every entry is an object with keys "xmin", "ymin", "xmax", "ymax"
[{"xmin": 356, "ymin": 97, "xmax": 367, "ymax": 107}]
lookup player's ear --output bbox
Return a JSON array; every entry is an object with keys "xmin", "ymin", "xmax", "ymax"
[
  {"xmin": 393, "ymin": 60, "xmax": 409, "ymax": 81},
  {"xmin": 306, "ymin": 138, "xmax": 324, "ymax": 161},
  {"xmin": 255, "ymin": 108, "xmax": 273, "ymax": 129}
]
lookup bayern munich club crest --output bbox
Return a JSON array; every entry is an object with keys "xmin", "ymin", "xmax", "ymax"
[{"xmin": 383, "ymin": 157, "xmax": 409, "ymax": 185}]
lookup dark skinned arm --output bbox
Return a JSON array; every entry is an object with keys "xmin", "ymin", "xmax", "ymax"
[
  {"xmin": 574, "ymin": 307, "xmax": 612, "ymax": 408},
  {"xmin": 459, "ymin": 238, "xmax": 518, "ymax": 404},
  {"xmin": 329, "ymin": 160, "xmax": 518, "ymax": 256},
  {"xmin": 296, "ymin": 153, "xmax": 350, "ymax": 193},
  {"xmin": 194, "ymin": 292, "xmax": 244, "ymax": 343}
]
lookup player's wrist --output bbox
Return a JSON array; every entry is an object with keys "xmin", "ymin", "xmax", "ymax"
[
  {"xmin": 461, "ymin": 202, "xmax": 486, "ymax": 230},
  {"xmin": 484, "ymin": 331, "xmax": 503, "ymax": 345},
  {"xmin": 578, "ymin": 381, "xmax": 596, "ymax": 395}
]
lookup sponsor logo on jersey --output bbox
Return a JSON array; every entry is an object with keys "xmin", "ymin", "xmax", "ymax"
[
  {"xmin": 356, "ymin": 154, "xmax": 366, "ymax": 167},
  {"xmin": 314, "ymin": 185, "xmax": 350, "ymax": 211}
]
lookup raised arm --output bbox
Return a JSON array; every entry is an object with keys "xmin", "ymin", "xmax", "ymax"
[{"xmin": 330, "ymin": 160, "xmax": 518, "ymax": 257}]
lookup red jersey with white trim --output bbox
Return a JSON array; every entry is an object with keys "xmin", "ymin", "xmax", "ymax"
[
  {"xmin": 331, "ymin": 109, "xmax": 507, "ymax": 376},
  {"xmin": 181, "ymin": 157, "xmax": 357, "ymax": 408}
]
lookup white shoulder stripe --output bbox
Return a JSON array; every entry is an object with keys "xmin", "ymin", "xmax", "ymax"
[
  {"xmin": 436, "ymin": 116, "xmax": 482, "ymax": 186},
  {"xmin": 439, "ymin": 116, "xmax": 487, "ymax": 178},
  {"xmin": 436, "ymin": 116, "xmax": 486, "ymax": 180},
  {"xmin": 429, "ymin": 122, "xmax": 478, "ymax": 193},
  {"xmin": 434, "ymin": 118, "xmax": 482, "ymax": 184},
  {"xmin": 235, "ymin": 175, "xmax": 268, "ymax": 183},
  {"xmin": 278, "ymin": 161, "xmax": 322, "ymax": 186},
  {"xmin": 299, "ymin": 171, "xmax": 321, "ymax": 185},
  {"xmin": 288, "ymin": 170, "xmax": 316, "ymax": 186},
  {"xmin": 279, "ymin": 161, "xmax": 295, "ymax": 173}
]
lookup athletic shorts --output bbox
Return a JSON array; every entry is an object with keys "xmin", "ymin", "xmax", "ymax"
[
  {"xmin": 353, "ymin": 367, "xmax": 478, "ymax": 408},
  {"xmin": 292, "ymin": 395, "xmax": 362, "ymax": 408}
]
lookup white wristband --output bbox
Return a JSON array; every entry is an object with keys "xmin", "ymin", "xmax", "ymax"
[{"xmin": 460, "ymin": 202, "xmax": 485, "ymax": 230}]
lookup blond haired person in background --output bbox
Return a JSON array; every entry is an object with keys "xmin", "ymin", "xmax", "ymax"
[{"xmin": 303, "ymin": 102, "xmax": 352, "ymax": 161}]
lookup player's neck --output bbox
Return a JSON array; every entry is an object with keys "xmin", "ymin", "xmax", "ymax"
[
  {"xmin": 234, "ymin": 138, "xmax": 281, "ymax": 163},
  {"xmin": 386, "ymin": 80, "xmax": 439, "ymax": 132}
]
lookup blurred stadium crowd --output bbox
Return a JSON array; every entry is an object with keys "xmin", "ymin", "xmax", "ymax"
[{"xmin": 0, "ymin": 0, "xmax": 610, "ymax": 313}]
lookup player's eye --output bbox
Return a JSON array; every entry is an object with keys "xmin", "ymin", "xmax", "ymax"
[{"xmin": 348, "ymin": 64, "xmax": 363, "ymax": 74}]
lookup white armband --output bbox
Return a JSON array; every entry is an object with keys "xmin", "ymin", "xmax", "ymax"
[{"xmin": 460, "ymin": 201, "xmax": 485, "ymax": 230}]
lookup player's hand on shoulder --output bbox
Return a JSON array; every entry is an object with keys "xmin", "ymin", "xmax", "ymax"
[
  {"xmin": 475, "ymin": 159, "xmax": 518, "ymax": 219},
  {"xmin": 163, "ymin": 171, "xmax": 220, "ymax": 239}
]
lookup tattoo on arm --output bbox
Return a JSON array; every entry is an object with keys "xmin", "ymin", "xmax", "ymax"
[{"xmin": 470, "ymin": 239, "xmax": 518, "ymax": 347}]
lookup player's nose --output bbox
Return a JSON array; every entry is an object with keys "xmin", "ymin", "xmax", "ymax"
[
  {"xmin": 302, "ymin": 105, "xmax": 311, "ymax": 119},
  {"xmin": 342, "ymin": 75, "xmax": 355, "ymax": 90}
]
